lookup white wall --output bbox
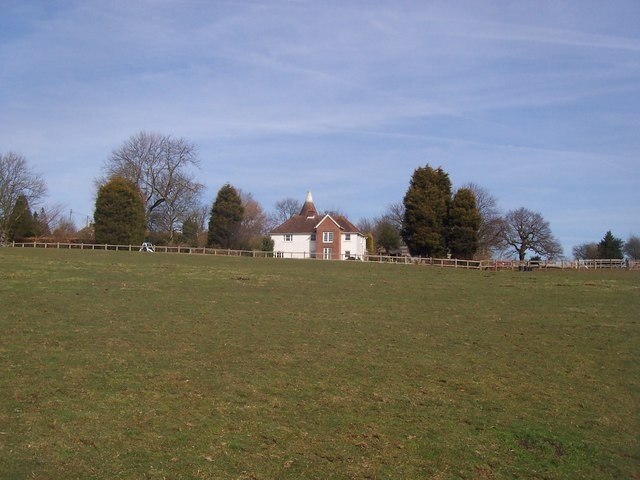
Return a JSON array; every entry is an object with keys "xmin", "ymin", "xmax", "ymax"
[
  {"xmin": 271, "ymin": 233, "xmax": 316, "ymax": 259},
  {"xmin": 271, "ymin": 232, "xmax": 366, "ymax": 260},
  {"xmin": 341, "ymin": 233, "xmax": 366, "ymax": 259}
]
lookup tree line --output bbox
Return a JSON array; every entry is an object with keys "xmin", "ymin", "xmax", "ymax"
[
  {"xmin": 2, "ymin": 134, "xmax": 637, "ymax": 260},
  {"xmin": 93, "ymin": 132, "xmax": 274, "ymax": 250},
  {"xmin": 0, "ymin": 151, "xmax": 69, "ymax": 242},
  {"xmin": 573, "ymin": 231, "xmax": 639, "ymax": 260},
  {"xmin": 360, "ymin": 164, "xmax": 563, "ymax": 261}
]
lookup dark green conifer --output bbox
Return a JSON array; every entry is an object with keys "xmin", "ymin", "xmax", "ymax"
[
  {"xmin": 447, "ymin": 188, "xmax": 480, "ymax": 259},
  {"xmin": 401, "ymin": 165, "xmax": 451, "ymax": 257},
  {"xmin": 7, "ymin": 195, "xmax": 36, "ymax": 240},
  {"xmin": 597, "ymin": 230, "xmax": 624, "ymax": 259},
  {"xmin": 207, "ymin": 184, "xmax": 244, "ymax": 248},
  {"xmin": 94, "ymin": 177, "xmax": 146, "ymax": 245}
]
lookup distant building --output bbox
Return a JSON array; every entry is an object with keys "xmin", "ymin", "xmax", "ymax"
[{"xmin": 269, "ymin": 192, "xmax": 366, "ymax": 260}]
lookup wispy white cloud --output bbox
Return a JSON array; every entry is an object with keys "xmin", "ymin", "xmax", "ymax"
[{"xmin": 0, "ymin": 0, "xmax": 638, "ymax": 253}]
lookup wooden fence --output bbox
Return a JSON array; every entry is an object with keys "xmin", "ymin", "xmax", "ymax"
[
  {"xmin": 5, "ymin": 241, "xmax": 638, "ymax": 271},
  {"xmin": 575, "ymin": 259, "xmax": 632, "ymax": 269},
  {"xmin": 7, "ymin": 241, "xmax": 275, "ymax": 258},
  {"xmin": 479, "ymin": 258, "xmax": 636, "ymax": 270}
]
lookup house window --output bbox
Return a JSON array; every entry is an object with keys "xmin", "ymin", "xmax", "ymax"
[
  {"xmin": 284, "ymin": 234, "xmax": 293, "ymax": 242},
  {"xmin": 345, "ymin": 250, "xmax": 351, "ymax": 259},
  {"xmin": 345, "ymin": 234, "xmax": 351, "ymax": 241},
  {"xmin": 323, "ymin": 247, "xmax": 332, "ymax": 260},
  {"xmin": 322, "ymin": 231, "xmax": 333, "ymax": 243},
  {"xmin": 310, "ymin": 233, "xmax": 316, "ymax": 241}
]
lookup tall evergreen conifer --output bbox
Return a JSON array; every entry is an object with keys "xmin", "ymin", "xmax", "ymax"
[
  {"xmin": 597, "ymin": 231, "xmax": 623, "ymax": 259},
  {"xmin": 94, "ymin": 177, "xmax": 146, "ymax": 245},
  {"xmin": 207, "ymin": 184, "xmax": 244, "ymax": 248},
  {"xmin": 447, "ymin": 188, "xmax": 480, "ymax": 259},
  {"xmin": 7, "ymin": 194, "xmax": 36, "ymax": 240},
  {"xmin": 401, "ymin": 165, "xmax": 451, "ymax": 257}
]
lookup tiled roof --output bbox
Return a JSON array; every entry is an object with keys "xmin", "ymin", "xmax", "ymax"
[
  {"xmin": 270, "ymin": 214, "xmax": 362, "ymax": 234},
  {"xmin": 269, "ymin": 191, "xmax": 362, "ymax": 235},
  {"xmin": 271, "ymin": 215, "xmax": 320, "ymax": 234},
  {"xmin": 334, "ymin": 215, "xmax": 361, "ymax": 233}
]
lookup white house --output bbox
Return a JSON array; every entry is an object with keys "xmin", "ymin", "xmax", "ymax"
[{"xmin": 270, "ymin": 192, "xmax": 367, "ymax": 260}]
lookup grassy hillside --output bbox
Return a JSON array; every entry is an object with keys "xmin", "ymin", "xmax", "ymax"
[{"xmin": 1, "ymin": 248, "xmax": 638, "ymax": 479}]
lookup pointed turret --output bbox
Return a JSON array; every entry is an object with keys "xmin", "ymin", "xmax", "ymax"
[{"xmin": 299, "ymin": 191, "xmax": 318, "ymax": 217}]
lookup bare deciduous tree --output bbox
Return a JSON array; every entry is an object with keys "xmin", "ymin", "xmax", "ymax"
[
  {"xmin": 102, "ymin": 132, "xmax": 204, "ymax": 242},
  {"xmin": 33, "ymin": 203, "xmax": 65, "ymax": 236},
  {"xmin": 147, "ymin": 170, "xmax": 204, "ymax": 242},
  {"xmin": 499, "ymin": 207, "xmax": 562, "ymax": 260},
  {"xmin": 270, "ymin": 197, "xmax": 302, "ymax": 226},
  {"xmin": 237, "ymin": 191, "xmax": 270, "ymax": 250},
  {"xmin": 358, "ymin": 203, "xmax": 405, "ymax": 254},
  {"xmin": 357, "ymin": 217, "xmax": 377, "ymax": 235},
  {"xmin": 357, "ymin": 202, "xmax": 404, "ymax": 255},
  {"xmin": 572, "ymin": 242, "xmax": 599, "ymax": 260},
  {"xmin": 178, "ymin": 205, "xmax": 210, "ymax": 247},
  {"xmin": 188, "ymin": 205, "xmax": 210, "ymax": 234},
  {"xmin": 0, "ymin": 152, "xmax": 47, "ymax": 242},
  {"xmin": 52, "ymin": 218, "xmax": 78, "ymax": 239},
  {"xmin": 383, "ymin": 201, "xmax": 404, "ymax": 232},
  {"xmin": 321, "ymin": 208, "xmax": 346, "ymax": 218},
  {"xmin": 623, "ymin": 235, "xmax": 640, "ymax": 260}
]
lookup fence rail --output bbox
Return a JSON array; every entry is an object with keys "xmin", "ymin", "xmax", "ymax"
[
  {"xmin": 478, "ymin": 258, "xmax": 636, "ymax": 270},
  {"xmin": 7, "ymin": 241, "xmax": 277, "ymax": 258},
  {"xmin": 5, "ymin": 241, "xmax": 639, "ymax": 271}
]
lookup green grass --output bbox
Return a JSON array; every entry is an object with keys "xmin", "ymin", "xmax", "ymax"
[{"xmin": 0, "ymin": 248, "xmax": 638, "ymax": 479}]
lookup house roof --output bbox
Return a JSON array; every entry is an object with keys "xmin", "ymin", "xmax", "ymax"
[
  {"xmin": 269, "ymin": 192, "xmax": 362, "ymax": 235},
  {"xmin": 271, "ymin": 215, "xmax": 320, "ymax": 234},
  {"xmin": 271, "ymin": 213, "xmax": 362, "ymax": 235},
  {"xmin": 333, "ymin": 215, "xmax": 360, "ymax": 233}
]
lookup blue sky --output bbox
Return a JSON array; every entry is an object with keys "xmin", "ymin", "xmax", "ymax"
[{"xmin": 1, "ymin": 0, "xmax": 638, "ymax": 255}]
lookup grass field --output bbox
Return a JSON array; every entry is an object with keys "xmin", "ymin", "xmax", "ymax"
[{"xmin": 0, "ymin": 248, "xmax": 638, "ymax": 479}]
